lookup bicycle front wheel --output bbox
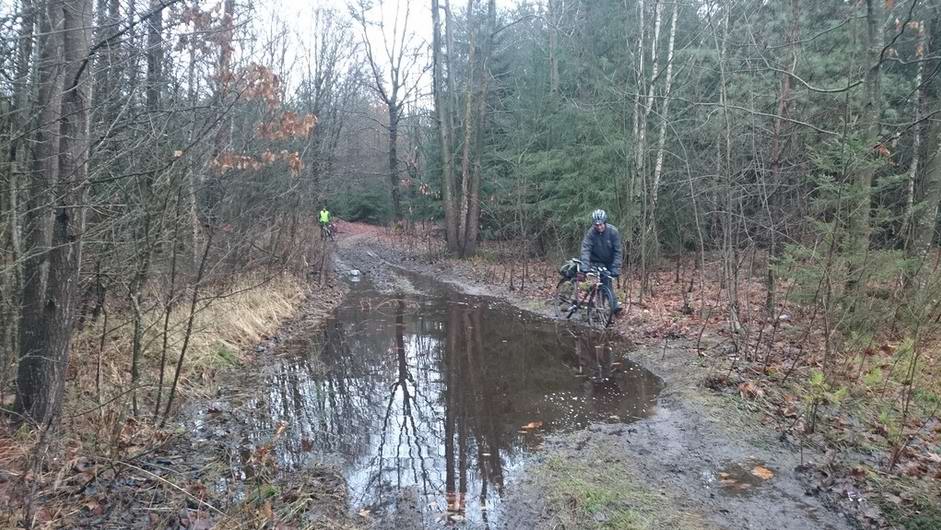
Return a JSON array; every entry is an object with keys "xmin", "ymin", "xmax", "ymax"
[
  {"xmin": 588, "ymin": 285, "xmax": 615, "ymax": 328},
  {"xmin": 554, "ymin": 278, "xmax": 579, "ymax": 319}
]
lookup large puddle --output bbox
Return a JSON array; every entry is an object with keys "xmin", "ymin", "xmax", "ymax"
[{"xmin": 239, "ymin": 275, "xmax": 662, "ymax": 526}]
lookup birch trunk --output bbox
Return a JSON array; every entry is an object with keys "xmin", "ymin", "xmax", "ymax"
[
  {"xmin": 645, "ymin": 2, "xmax": 678, "ymax": 262},
  {"xmin": 902, "ymin": 21, "xmax": 927, "ymax": 247}
]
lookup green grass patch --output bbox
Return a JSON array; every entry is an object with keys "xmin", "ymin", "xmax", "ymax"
[
  {"xmin": 212, "ymin": 343, "xmax": 241, "ymax": 367},
  {"xmin": 881, "ymin": 492, "xmax": 941, "ymax": 530},
  {"xmin": 537, "ymin": 452, "xmax": 707, "ymax": 530}
]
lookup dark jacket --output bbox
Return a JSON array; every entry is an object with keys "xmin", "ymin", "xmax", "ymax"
[{"xmin": 580, "ymin": 224, "xmax": 623, "ymax": 274}]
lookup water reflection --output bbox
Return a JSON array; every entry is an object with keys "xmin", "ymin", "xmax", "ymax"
[{"xmin": 254, "ymin": 279, "xmax": 662, "ymax": 527}]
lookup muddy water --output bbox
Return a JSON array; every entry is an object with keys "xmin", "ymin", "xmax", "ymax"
[{"xmin": 252, "ymin": 276, "xmax": 661, "ymax": 527}]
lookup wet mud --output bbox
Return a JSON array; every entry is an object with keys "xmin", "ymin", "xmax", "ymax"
[
  {"xmin": 87, "ymin": 232, "xmax": 856, "ymax": 530},
  {"xmin": 211, "ymin": 270, "xmax": 662, "ymax": 528},
  {"xmin": 330, "ymin": 232, "xmax": 857, "ymax": 530}
]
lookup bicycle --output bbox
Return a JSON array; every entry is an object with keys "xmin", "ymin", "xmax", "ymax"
[
  {"xmin": 320, "ymin": 222, "xmax": 336, "ymax": 241},
  {"xmin": 554, "ymin": 258, "xmax": 616, "ymax": 329}
]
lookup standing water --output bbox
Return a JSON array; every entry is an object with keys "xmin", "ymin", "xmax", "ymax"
[{"xmin": 242, "ymin": 274, "xmax": 661, "ymax": 526}]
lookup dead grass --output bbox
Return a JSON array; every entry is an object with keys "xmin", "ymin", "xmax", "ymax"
[
  {"xmin": 69, "ymin": 273, "xmax": 307, "ymax": 411},
  {"xmin": 0, "ymin": 269, "xmax": 353, "ymax": 530}
]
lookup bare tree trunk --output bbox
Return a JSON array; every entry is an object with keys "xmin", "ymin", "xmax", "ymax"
[
  {"xmin": 629, "ymin": 0, "xmax": 645, "ymax": 206},
  {"xmin": 2, "ymin": 0, "xmax": 35, "ymax": 397},
  {"xmin": 913, "ymin": 123, "xmax": 941, "ymax": 250},
  {"xmin": 145, "ymin": 0, "xmax": 163, "ymax": 112},
  {"xmin": 457, "ymin": 0, "xmax": 479, "ymax": 256},
  {"xmin": 766, "ymin": 0, "xmax": 800, "ymax": 313},
  {"xmin": 846, "ymin": 0, "xmax": 883, "ymax": 294},
  {"xmin": 902, "ymin": 20, "xmax": 928, "ymax": 247},
  {"xmin": 715, "ymin": 3, "xmax": 742, "ymax": 337},
  {"xmin": 17, "ymin": 0, "xmax": 93, "ymax": 426},
  {"xmin": 444, "ymin": 0, "xmax": 460, "ymax": 210},
  {"xmin": 908, "ymin": 96, "xmax": 941, "ymax": 291},
  {"xmin": 18, "ymin": 0, "xmax": 64, "ymax": 424},
  {"xmin": 645, "ymin": 1, "xmax": 678, "ymax": 264},
  {"xmin": 125, "ymin": 0, "xmax": 165, "ymax": 417},
  {"xmin": 637, "ymin": 0, "xmax": 661, "ymax": 296},
  {"xmin": 354, "ymin": 0, "xmax": 417, "ymax": 223},
  {"xmin": 92, "ymin": 0, "xmax": 120, "ymax": 127},
  {"xmin": 161, "ymin": 228, "xmax": 214, "ymax": 426},
  {"xmin": 186, "ymin": 3, "xmax": 202, "ymax": 264},
  {"xmin": 463, "ymin": 0, "xmax": 496, "ymax": 256},
  {"xmin": 205, "ymin": 0, "xmax": 235, "ymax": 233},
  {"xmin": 155, "ymin": 191, "xmax": 183, "ymax": 419},
  {"xmin": 547, "ymin": 0, "xmax": 559, "ymax": 95},
  {"xmin": 432, "ymin": 0, "xmax": 458, "ymax": 251},
  {"xmin": 217, "ymin": 0, "xmax": 235, "ymax": 138},
  {"xmin": 389, "ymin": 101, "xmax": 402, "ymax": 221}
]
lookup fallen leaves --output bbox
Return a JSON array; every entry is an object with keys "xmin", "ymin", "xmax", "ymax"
[
  {"xmin": 738, "ymin": 381, "xmax": 764, "ymax": 400},
  {"xmin": 519, "ymin": 421, "xmax": 544, "ymax": 433},
  {"xmin": 82, "ymin": 497, "xmax": 105, "ymax": 516},
  {"xmin": 750, "ymin": 465, "xmax": 774, "ymax": 480},
  {"xmin": 260, "ymin": 501, "xmax": 274, "ymax": 520},
  {"xmin": 273, "ymin": 421, "xmax": 288, "ymax": 439}
]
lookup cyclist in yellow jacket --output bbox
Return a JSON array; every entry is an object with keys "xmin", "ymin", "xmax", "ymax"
[{"xmin": 319, "ymin": 207, "xmax": 334, "ymax": 240}]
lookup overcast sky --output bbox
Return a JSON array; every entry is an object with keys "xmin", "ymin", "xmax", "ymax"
[{"xmin": 253, "ymin": 0, "xmax": 434, "ymax": 96}]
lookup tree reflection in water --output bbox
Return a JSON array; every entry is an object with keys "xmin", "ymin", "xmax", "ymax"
[{"xmin": 248, "ymin": 280, "xmax": 662, "ymax": 526}]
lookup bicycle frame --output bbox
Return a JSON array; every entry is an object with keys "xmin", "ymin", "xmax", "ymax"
[
  {"xmin": 556, "ymin": 262, "xmax": 613, "ymax": 327},
  {"xmin": 320, "ymin": 222, "xmax": 335, "ymax": 240}
]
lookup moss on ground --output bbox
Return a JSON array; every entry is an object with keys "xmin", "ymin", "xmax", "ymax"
[{"xmin": 536, "ymin": 451, "xmax": 710, "ymax": 530}]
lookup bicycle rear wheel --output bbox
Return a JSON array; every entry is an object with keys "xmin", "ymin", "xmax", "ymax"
[
  {"xmin": 554, "ymin": 278, "xmax": 579, "ymax": 319},
  {"xmin": 588, "ymin": 285, "xmax": 615, "ymax": 328}
]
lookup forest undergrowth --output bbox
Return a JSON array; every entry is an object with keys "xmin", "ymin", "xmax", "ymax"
[
  {"xmin": 0, "ymin": 267, "xmax": 349, "ymax": 530},
  {"xmin": 378, "ymin": 222, "xmax": 941, "ymax": 528}
]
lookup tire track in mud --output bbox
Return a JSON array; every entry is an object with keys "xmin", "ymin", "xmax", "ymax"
[{"xmin": 335, "ymin": 230, "xmax": 856, "ymax": 530}]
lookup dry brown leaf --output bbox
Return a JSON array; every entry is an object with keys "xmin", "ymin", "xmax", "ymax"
[
  {"xmin": 260, "ymin": 501, "xmax": 274, "ymax": 520},
  {"xmin": 274, "ymin": 421, "xmax": 288, "ymax": 439},
  {"xmin": 738, "ymin": 382, "xmax": 764, "ymax": 400},
  {"xmin": 83, "ymin": 498, "xmax": 104, "ymax": 515},
  {"xmin": 751, "ymin": 465, "xmax": 774, "ymax": 480}
]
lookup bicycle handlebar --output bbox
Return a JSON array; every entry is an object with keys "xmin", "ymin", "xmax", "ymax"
[{"xmin": 569, "ymin": 258, "xmax": 610, "ymax": 277}]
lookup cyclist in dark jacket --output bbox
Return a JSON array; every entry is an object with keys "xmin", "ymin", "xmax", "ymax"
[{"xmin": 580, "ymin": 209, "xmax": 623, "ymax": 313}]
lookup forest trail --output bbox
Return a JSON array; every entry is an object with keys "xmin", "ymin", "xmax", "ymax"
[{"xmin": 323, "ymin": 226, "xmax": 856, "ymax": 530}]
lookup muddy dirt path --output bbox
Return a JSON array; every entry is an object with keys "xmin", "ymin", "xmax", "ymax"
[{"xmin": 330, "ymin": 230, "xmax": 855, "ymax": 530}]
